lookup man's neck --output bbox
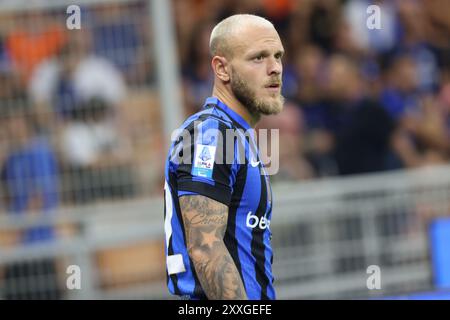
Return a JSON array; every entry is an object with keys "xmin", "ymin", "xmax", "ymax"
[{"xmin": 212, "ymin": 86, "xmax": 260, "ymax": 128}]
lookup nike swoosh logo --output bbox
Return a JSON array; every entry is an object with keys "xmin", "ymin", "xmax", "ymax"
[{"xmin": 250, "ymin": 160, "xmax": 260, "ymax": 167}]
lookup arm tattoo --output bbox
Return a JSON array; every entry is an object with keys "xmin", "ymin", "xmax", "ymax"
[{"xmin": 179, "ymin": 195, "xmax": 247, "ymax": 300}]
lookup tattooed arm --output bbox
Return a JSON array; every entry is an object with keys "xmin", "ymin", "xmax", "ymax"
[{"xmin": 179, "ymin": 195, "xmax": 247, "ymax": 300}]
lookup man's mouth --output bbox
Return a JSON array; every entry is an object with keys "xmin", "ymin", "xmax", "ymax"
[
  {"xmin": 266, "ymin": 81, "xmax": 281, "ymax": 87},
  {"xmin": 266, "ymin": 83, "xmax": 281, "ymax": 92}
]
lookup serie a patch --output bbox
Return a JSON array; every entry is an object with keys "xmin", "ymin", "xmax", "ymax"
[{"xmin": 192, "ymin": 144, "xmax": 216, "ymax": 178}]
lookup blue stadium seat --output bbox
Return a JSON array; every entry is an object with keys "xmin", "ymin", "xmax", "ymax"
[{"xmin": 430, "ymin": 217, "xmax": 450, "ymax": 289}]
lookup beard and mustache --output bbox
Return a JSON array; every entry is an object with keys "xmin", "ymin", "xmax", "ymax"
[{"xmin": 230, "ymin": 67, "xmax": 285, "ymax": 116}]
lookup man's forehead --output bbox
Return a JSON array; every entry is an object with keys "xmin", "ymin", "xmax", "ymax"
[{"xmin": 230, "ymin": 25, "xmax": 283, "ymax": 55}]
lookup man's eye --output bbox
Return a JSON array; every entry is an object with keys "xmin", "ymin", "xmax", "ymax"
[{"xmin": 254, "ymin": 55, "xmax": 264, "ymax": 62}]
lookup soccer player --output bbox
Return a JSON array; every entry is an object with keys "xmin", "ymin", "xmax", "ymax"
[{"xmin": 164, "ymin": 14, "xmax": 284, "ymax": 300}]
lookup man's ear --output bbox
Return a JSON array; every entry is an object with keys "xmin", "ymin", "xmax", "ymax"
[{"xmin": 211, "ymin": 56, "xmax": 230, "ymax": 82}]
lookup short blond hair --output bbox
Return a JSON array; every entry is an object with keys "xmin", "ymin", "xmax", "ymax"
[{"xmin": 209, "ymin": 14, "xmax": 274, "ymax": 58}]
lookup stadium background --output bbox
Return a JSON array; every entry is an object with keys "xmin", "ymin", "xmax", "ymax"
[{"xmin": 0, "ymin": 0, "xmax": 450, "ymax": 299}]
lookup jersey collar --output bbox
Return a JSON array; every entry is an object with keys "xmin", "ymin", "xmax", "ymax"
[{"xmin": 204, "ymin": 97, "xmax": 251, "ymax": 131}]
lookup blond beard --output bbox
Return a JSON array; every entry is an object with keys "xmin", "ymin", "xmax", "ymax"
[{"xmin": 230, "ymin": 68, "xmax": 284, "ymax": 116}]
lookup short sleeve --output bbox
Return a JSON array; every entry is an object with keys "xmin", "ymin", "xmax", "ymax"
[{"xmin": 173, "ymin": 117, "xmax": 237, "ymax": 206}]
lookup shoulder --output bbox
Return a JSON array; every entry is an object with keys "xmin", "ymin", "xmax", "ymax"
[
  {"xmin": 186, "ymin": 107, "xmax": 234, "ymax": 128},
  {"xmin": 177, "ymin": 108, "xmax": 236, "ymax": 138}
]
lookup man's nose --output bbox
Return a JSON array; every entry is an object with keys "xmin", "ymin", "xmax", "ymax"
[{"xmin": 267, "ymin": 57, "xmax": 282, "ymax": 76}]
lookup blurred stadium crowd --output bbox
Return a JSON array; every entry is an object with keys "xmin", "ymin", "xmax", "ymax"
[
  {"xmin": 0, "ymin": 0, "xmax": 449, "ymax": 299},
  {"xmin": 0, "ymin": 1, "xmax": 159, "ymax": 213},
  {"xmin": 0, "ymin": 0, "xmax": 449, "ymax": 212},
  {"xmin": 176, "ymin": 0, "xmax": 450, "ymax": 182},
  {"xmin": 0, "ymin": 0, "xmax": 162, "ymax": 299}
]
